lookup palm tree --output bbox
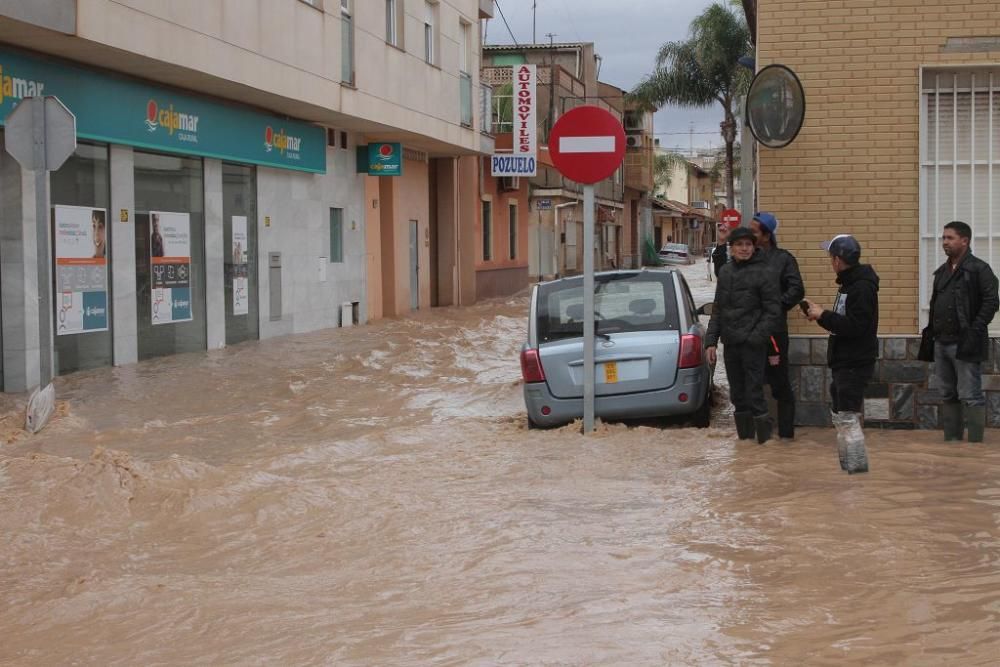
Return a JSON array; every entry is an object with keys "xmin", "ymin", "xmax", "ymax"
[
  {"xmin": 630, "ymin": 2, "xmax": 752, "ymax": 209},
  {"xmin": 654, "ymin": 151, "xmax": 686, "ymax": 195}
]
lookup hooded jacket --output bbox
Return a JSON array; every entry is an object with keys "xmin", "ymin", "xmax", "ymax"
[
  {"xmin": 928, "ymin": 252, "xmax": 999, "ymax": 363},
  {"xmin": 817, "ymin": 263, "xmax": 880, "ymax": 369},
  {"xmin": 706, "ymin": 249, "xmax": 781, "ymax": 348}
]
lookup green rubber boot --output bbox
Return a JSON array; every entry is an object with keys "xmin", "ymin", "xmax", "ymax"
[
  {"xmin": 941, "ymin": 402, "xmax": 964, "ymax": 442},
  {"xmin": 966, "ymin": 405, "xmax": 986, "ymax": 443}
]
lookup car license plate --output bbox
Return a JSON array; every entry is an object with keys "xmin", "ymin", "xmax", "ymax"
[{"xmin": 603, "ymin": 361, "xmax": 618, "ymax": 384}]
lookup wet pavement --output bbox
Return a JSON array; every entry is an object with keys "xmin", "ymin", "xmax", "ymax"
[{"xmin": 2, "ymin": 261, "xmax": 1000, "ymax": 665}]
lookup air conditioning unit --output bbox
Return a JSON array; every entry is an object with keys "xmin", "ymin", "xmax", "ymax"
[
  {"xmin": 625, "ymin": 134, "xmax": 643, "ymax": 149},
  {"xmin": 691, "ymin": 200, "xmax": 710, "ymax": 209},
  {"xmin": 500, "ymin": 176, "xmax": 520, "ymax": 191}
]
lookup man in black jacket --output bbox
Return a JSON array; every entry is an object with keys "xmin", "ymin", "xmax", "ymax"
[
  {"xmin": 705, "ymin": 227, "xmax": 782, "ymax": 443},
  {"xmin": 751, "ymin": 212, "xmax": 805, "ymax": 439},
  {"xmin": 803, "ymin": 235, "xmax": 878, "ymax": 474},
  {"xmin": 925, "ymin": 220, "xmax": 999, "ymax": 442}
]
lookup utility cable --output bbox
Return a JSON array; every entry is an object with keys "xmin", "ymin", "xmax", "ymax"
[{"xmin": 493, "ymin": 0, "xmax": 521, "ymax": 47}]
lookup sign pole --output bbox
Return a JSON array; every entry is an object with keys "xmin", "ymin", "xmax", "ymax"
[
  {"xmin": 31, "ymin": 98, "xmax": 54, "ymax": 387},
  {"xmin": 583, "ymin": 184, "xmax": 595, "ymax": 433}
]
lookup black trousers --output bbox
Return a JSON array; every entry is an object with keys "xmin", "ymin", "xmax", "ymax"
[
  {"xmin": 765, "ymin": 331, "xmax": 795, "ymax": 402},
  {"xmin": 724, "ymin": 341, "xmax": 768, "ymax": 417},
  {"xmin": 830, "ymin": 363, "xmax": 875, "ymax": 413}
]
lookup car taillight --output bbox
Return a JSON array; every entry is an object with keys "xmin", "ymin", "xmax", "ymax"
[
  {"xmin": 679, "ymin": 334, "xmax": 703, "ymax": 369},
  {"xmin": 520, "ymin": 348, "xmax": 546, "ymax": 383}
]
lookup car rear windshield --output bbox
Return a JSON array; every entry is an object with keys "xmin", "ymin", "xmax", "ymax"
[{"xmin": 536, "ymin": 273, "xmax": 680, "ymax": 343}]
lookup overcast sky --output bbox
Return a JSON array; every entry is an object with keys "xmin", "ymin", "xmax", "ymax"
[{"xmin": 484, "ymin": 0, "xmax": 727, "ymax": 154}]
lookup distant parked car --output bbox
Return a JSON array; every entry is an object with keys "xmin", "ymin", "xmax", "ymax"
[
  {"xmin": 520, "ymin": 268, "xmax": 714, "ymax": 429},
  {"xmin": 658, "ymin": 242, "xmax": 691, "ymax": 265}
]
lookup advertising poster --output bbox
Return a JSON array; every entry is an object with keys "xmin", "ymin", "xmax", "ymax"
[
  {"xmin": 231, "ymin": 215, "xmax": 249, "ymax": 315},
  {"xmin": 150, "ymin": 211, "xmax": 192, "ymax": 325},
  {"xmin": 54, "ymin": 205, "xmax": 109, "ymax": 335}
]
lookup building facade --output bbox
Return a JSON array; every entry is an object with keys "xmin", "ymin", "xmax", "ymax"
[
  {"xmin": 752, "ymin": 0, "xmax": 1000, "ymax": 427},
  {"xmin": 0, "ymin": 0, "xmax": 493, "ymax": 392}
]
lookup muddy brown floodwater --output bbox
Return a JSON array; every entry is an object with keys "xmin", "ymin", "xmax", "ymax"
[{"xmin": 2, "ymin": 263, "xmax": 1000, "ymax": 665}]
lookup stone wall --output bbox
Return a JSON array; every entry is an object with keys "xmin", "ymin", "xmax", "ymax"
[{"xmin": 787, "ymin": 336, "xmax": 1000, "ymax": 429}]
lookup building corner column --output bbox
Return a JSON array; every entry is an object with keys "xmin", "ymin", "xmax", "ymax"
[
  {"xmin": 204, "ymin": 159, "xmax": 225, "ymax": 349},
  {"xmin": 110, "ymin": 145, "xmax": 138, "ymax": 366}
]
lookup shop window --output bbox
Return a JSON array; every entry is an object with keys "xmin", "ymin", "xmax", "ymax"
[
  {"xmin": 49, "ymin": 142, "xmax": 112, "ymax": 375},
  {"xmin": 330, "ymin": 208, "xmax": 344, "ymax": 262},
  {"xmin": 920, "ymin": 68, "xmax": 1000, "ymax": 333},
  {"xmin": 134, "ymin": 151, "xmax": 206, "ymax": 360},
  {"xmin": 223, "ymin": 163, "xmax": 258, "ymax": 346},
  {"xmin": 482, "ymin": 200, "xmax": 493, "ymax": 261}
]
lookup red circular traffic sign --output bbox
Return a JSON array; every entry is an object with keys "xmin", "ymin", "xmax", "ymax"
[
  {"xmin": 548, "ymin": 106, "xmax": 626, "ymax": 184},
  {"xmin": 721, "ymin": 208, "xmax": 741, "ymax": 228}
]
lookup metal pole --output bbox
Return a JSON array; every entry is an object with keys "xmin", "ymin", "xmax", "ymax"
[
  {"xmin": 583, "ymin": 184, "xmax": 595, "ymax": 433},
  {"xmin": 31, "ymin": 97, "xmax": 53, "ymax": 386},
  {"xmin": 740, "ymin": 95, "xmax": 754, "ymax": 224}
]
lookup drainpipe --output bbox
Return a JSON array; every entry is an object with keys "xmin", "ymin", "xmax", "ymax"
[{"xmin": 554, "ymin": 200, "xmax": 576, "ymax": 279}]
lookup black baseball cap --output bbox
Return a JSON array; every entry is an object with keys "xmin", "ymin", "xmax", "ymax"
[{"xmin": 821, "ymin": 234, "xmax": 861, "ymax": 264}]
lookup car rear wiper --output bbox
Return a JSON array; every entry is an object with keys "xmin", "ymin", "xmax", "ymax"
[{"xmin": 594, "ymin": 330, "xmax": 612, "ymax": 341}]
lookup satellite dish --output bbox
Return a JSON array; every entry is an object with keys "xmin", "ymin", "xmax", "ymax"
[{"xmin": 745, "ymin": 64, "xmax": 805, "ymax": 149}]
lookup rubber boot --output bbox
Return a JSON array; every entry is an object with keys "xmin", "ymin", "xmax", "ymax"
[
  {"xmin": 777, "ymin": 401, "xmax": 795, "ymax": 439},
  {"xmin": 831, "ymin": 411, "xmax": 848, "ymax": 471},
  {"xmin": 966, "ymin": 405, "xmax": 986, "ymax": 443},
  {"xmin": 754, "ymin": 414, "xmax": 772, "ymax": 444},
  {"xmin": 734, "ymin": 412, "xmax": 755, "ymax": 440},
  {"xmin": 841, "ymin": 411, "xmax": 869, "ymax": 475},
  {"xmin": 941, "ymin": 402, "xmax": 964, "ymax": 442}
]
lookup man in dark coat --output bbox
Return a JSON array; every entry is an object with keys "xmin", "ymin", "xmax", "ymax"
[
  {"xmin": 803, "ymin": 235, "xmax": 879, "ymax": 474},
  {"xmin": 705, "ymin": 227, "xmax": 782, "ymax": 443},
  {"xmin": 924, "ymin": 220, "xmax": 999, "ymax": 442},
  {"xmin": 751, "ymin": 211, "xmax": 805, "ymax": 439}
]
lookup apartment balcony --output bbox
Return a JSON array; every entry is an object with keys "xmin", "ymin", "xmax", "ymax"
[
  {"xmin": 625, "ymin": 141, "xmax": 654, "ymax": 192},
  {"xmin": 479, "ymin": 0, "xmax": 494, "ymax": 18}
]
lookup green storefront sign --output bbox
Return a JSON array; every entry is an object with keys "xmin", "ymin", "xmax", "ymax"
[
  {"xmin": 0, "ymin": 48, "xmax": 325, "ymax": 173},
  {"xmin": 356, "ymin": 143, "xmax": 402, "ymax": 176}
]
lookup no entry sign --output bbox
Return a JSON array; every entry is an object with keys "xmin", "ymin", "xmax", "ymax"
[
  {"xmin": 721, "ymin": 208, "xmax": 741, "ymax": 228},
  {"xmin": 548, "ymin": 105, "xmax": 626, "ymax": 184}
]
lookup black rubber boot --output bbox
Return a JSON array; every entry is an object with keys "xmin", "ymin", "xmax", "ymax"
[
  {"xmin": 777, "ymin": 401, "xmax": 795, "ymax": 439},
  {"xmin": 941, "ymin": 402, "xmax": 964, "ymax": 441},
  {"xmin": 754, "ymin": 414, "xmax": 772, "ymax": 444},
  {"xmin": 734, "ymin": 412, "xmax": 755, "ymax": 440},
  {"xmin": 966, "ymin": 405, "xmax": 986, "ymax": 443}
]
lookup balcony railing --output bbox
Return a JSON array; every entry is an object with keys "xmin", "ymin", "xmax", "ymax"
[
  {"xmin": 460, "ymin": 72, "xmax": 473, "ymax": 127},
  {"xmin": 479, "ymin": 82, "xmax": 492, "ymax": 134}
]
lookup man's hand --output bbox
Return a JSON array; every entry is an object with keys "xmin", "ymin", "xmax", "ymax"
[
  {"xmin": 802, "ymin": 298, "xmax": 824, "ymax": 322},
  {"xmin": 706, "ymin": 346, "xmax": 717, "ymax": 366}
]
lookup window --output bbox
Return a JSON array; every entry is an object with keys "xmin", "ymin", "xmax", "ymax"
[
  {"xmin": 330, "ymin": 208, "xmax": 344, "ymax": 263},
  {"xmin": 482, "ymin": 200, "xmax": 493, "ymax": 261},
  {"xmin": 424, "ymin": 1, "xmax": 438, "ymax": 65},
  {"xmin": 920, "ymin": 68, "xmax": 1000, "ymax": 333},
  {"xmin": 508, "ymin": 202, "xmax": 517, "ymax": 260},
  {"xmin": 459, "ymin": 20, "xmax": 472, "ymax": 125},
  {"xmin": 386, "ymin": 0, "xmax": 400, "ymax": 47},
  {"xmin": 341, "ymin": 0, "xmax": 354, "ymax": 84}
]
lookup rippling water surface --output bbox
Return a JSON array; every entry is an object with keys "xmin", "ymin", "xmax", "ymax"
[{"xmin": 2, "ymin": 264, "xmax": 999, "ymax": 665}]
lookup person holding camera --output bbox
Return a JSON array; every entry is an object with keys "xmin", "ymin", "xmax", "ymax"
[
  {"xmin": 803, "ymin": 235, "xmax": 879, "ymax": 474},
  {"xmin": 750, "ymin": 212, "xmax": 804, "ymax": 439}
]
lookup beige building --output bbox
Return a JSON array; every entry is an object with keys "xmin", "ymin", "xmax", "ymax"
[
  {"xmin": 749, "ymin": 0, "xmax": 1000, "ymax": 427},
  {"xmin": 0, "ymin": 0, "xmax": 494, "ymax": 391}
]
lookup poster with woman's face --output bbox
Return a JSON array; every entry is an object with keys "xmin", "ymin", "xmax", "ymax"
[
  {"xmin": 53, "ymin": 205, "xmax": 108, "ymax": 335},
  {"xmin": 150, "ymin": 211, "xmax": 192, "ymax": 325}
]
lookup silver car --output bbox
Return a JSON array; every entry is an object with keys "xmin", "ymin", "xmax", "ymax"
[{"xmin": 521, "ymin": 269, "xmax": 714, "ymax": 428}]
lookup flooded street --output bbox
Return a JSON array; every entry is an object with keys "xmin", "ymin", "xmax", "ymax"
[{"xmin": 3, "ymin": 262, "xmax": 1000, "ymax": 665}]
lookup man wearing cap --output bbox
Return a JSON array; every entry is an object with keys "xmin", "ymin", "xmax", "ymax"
[
  {"xmin": 712, "ymin": 219, "xmax": 739, "ymax": 278},
  {"xmin": 924, "ymin": 220, "xmax": 999, "ymax": 442},
  {"xmin": 751, "ymin": 211, "xmax": 805, "ymax": 439},
  {"xmin": 705, "ymin": 227, "xmax": 782, "ymax": 443},
  {"xmin": 803, "ymin": 235, "xmax": 879, "ymax": 474}
]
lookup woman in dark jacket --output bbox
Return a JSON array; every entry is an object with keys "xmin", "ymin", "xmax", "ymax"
[{"xmin": 705, "ymin": 227, "xmax": 782, "ymax": 443}]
